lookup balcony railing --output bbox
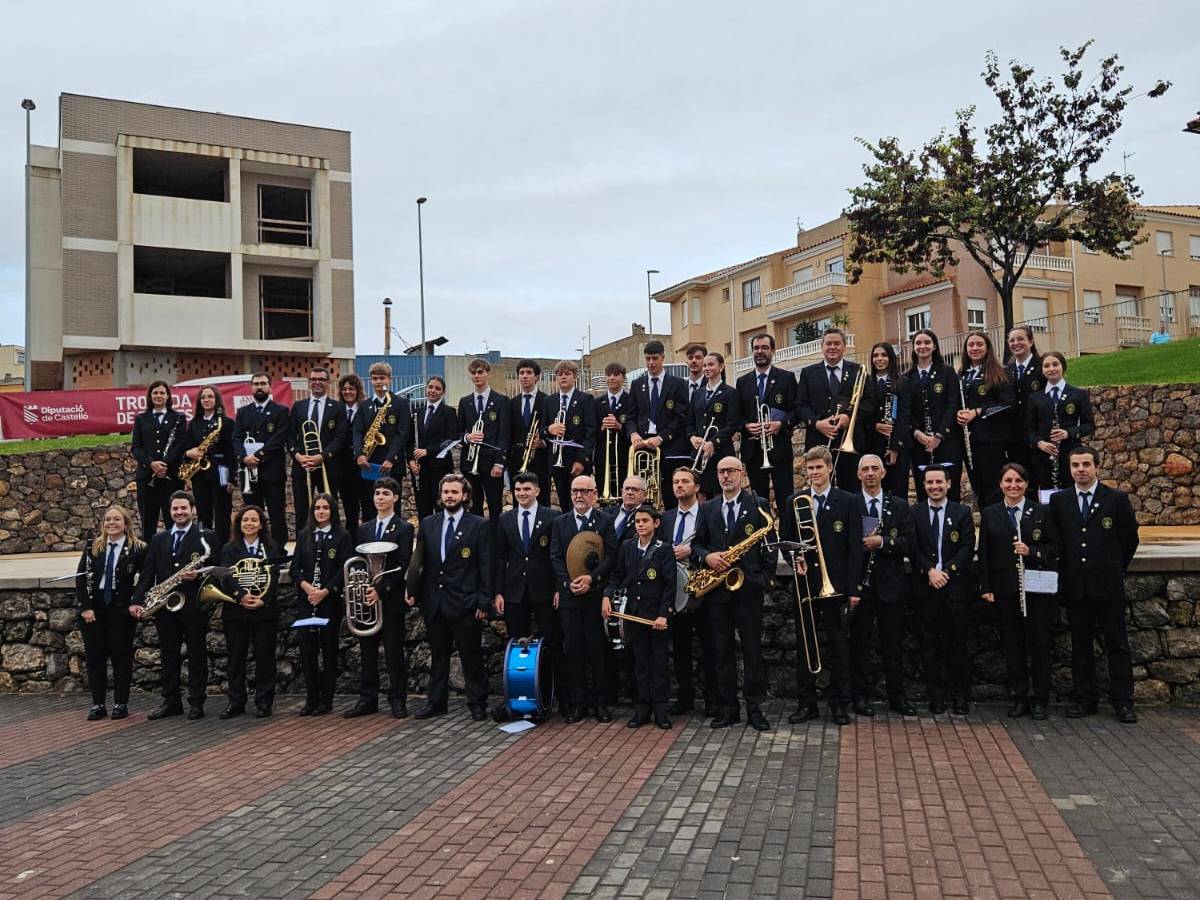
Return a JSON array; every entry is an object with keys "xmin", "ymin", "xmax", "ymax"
[
  {"xmin": 763, "ymin": 271, "xmax": 847, "ymax": 306},
  {"xmin": 732, "ymin": 333, "xmax": 856, "ymax": 375},
  {"xmin": 993, "ymin": 253, "xmax": 1073, "ymax": 273}
]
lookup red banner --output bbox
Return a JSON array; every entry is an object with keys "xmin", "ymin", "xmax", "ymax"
[{"xmin": 0, "ymin": 381, "xmax": 294, "ymax": 440}]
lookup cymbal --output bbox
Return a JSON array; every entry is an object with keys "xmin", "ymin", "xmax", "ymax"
[{"xmin": 566, "ymin": 531, "xmax": 604, "ymax": 581}]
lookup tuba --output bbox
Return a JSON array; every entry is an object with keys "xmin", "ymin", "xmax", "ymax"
[
  {"xmin": 684, "ymin": 506, "xmax": 774, "ymax": 599},
  {"xmin": 343, "ymin": 541, "xmax": 406, "ymax": 638},
  {"xmin": 301, "ymin": 419, "xmax": 332, "ymax": 497}
]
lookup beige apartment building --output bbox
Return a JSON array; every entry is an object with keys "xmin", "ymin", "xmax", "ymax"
[
  {"xmin": 26, "ymin": 94, "xmax": 355, "ymax": 389},
  {"xmin": 655, "ymin": 207, "xmax": 1200, "ymax": 375}
]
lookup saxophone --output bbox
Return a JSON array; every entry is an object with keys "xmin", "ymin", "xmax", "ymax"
[
  {"xmin": 685, "ymin": 506, "xmax": 775, "ymax": 598},
  {"xmin": 178, "ymin": 418, "xmax": 222, "ymax": 484},
  {"xmin": 361, "ymin": 393, "xmax": 392, "ymax": 459},
  {"xmin": 142, "ymin": 536, "xmax": 211, "ymax": 617}
]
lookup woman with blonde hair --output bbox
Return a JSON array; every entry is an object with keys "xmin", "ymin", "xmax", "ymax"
[{"xmin": 75, "ymin": 505, "xmax": 147, "ymax": 720}]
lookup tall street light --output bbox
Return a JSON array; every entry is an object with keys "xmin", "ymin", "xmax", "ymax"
[
  {"xmin": 646, "ymin": 269, "xmax": 659, "ymax": 334},
  {"xmin": 416, "ymin": 197, "xmax": 428, "ymax": 385},
  {"xmin": 22, "ymin": 98, "xmax": 35, "ymax": 390}
]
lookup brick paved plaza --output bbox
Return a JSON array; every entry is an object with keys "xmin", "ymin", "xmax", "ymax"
[{"xmin": 1, "ymin": 696, "xmax": 1198, "ymax": 899}]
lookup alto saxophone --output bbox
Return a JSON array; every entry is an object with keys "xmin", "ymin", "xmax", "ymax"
[
  {"xmin": 361, "ymin": 393, "xmax": 392, "ymax": 459},
  {"xmin": 142, "ymin": 536, "xmax": 211, "ymax": 617},
  {"xmin": 685, "ymin": 507, "xmax": 775, "ymax": 598},
  {"xmin": 178, "ymin": 418, "xmax": 222, "ymax": 484}
]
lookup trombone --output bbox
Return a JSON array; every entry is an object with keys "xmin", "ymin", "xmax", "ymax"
[
  {"xmin": 756, "ymin": 404, "xmax": 774, "ymax": 470},
  {"xmin": 466, "ymin": 411, "xmax": 485, "ymax": 475},
  {"xmin": 519, "ymin": 410, "xmax": 541, "ymax": 472},
  {"xmin": 601, "ymin": 426, "xmax": 620, "ymax": 503},
  {"xmin": 551, "ymin": 408, "xmax": 568, "ymax": 468},
  {"xmin": 832, "ymin": 366, "xmax": 866, "ymax": 478},
  {"xmin": 300, "ymin": 419, "xmax": 331, "ymax": 497},
  {"xmin": 788, "ymin": 493, "xmax": 839, "ymax": 673},
  {"xmin": 690, "ymin": 417, "xmax": 718, "ymax": 476}
]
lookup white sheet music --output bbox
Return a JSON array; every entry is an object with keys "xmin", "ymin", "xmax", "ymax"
[{"xmin": 1024, "ymin": 570, "xmax": 1059, "ymax": 595}]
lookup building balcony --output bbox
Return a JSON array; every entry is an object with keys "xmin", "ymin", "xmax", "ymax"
[
  {"xmin": 132, "ymin": 194, "xmax": 234, "ymax": 253},
  {"xmin": 129, "ymin": 292, "xmax": 327, "ymax": 355},
  {"xmin": 994, "ymin": 253, "xmax": 1074, "ymax": 274},
  {"xmin": 732, "ymin": 333, "xmax": 856, "ymax": 375},
  {"xmin": 763, "ymin": 272, "xmax": 848, "ymax": 321}
]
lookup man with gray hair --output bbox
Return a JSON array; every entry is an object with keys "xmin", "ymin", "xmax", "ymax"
[{"xmin": 611, "ymin": 476, "xmax": 649, "ymax": 543}]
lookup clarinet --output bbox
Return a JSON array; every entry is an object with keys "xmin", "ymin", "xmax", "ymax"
[
  {"xmin": 861, "ymin": 495, "xmax": 888, "ymax": 589},
  {"xmin": 1015, "ymin": 515, "xmax": 1027, "ymax": 618},
  {"xmin": 81, "ymin": 528, "xmax": 95, "ymax": 607},
  {"xmin": 922, "ymin": 384, "xmax": 934, "ymax": 449},
  {"xmin": 958, "ymin": 376, "xmax": 975, "ymax": 473},
  {"xmin": 1049, "ymin": 402, "xmax": 1061, "ymax": 488},
  {"xmin": 150, "ymin": 416, "xmax": 178, "ymax": 486}
]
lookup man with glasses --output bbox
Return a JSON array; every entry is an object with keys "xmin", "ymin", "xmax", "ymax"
[
  {"xmin": 736, "ymin": 333, "xmax": 797, "ymax": 509},
  {"xmin": 550, "ymin": 475, "xmax": 618, "ymax": 723},
  {"xmin": 690, "ymin": 457, "xmax": 774, "ymax": 731},
  {"xmin": 290, "ymin": 365, "xmax": 348, "ymax": 532}
]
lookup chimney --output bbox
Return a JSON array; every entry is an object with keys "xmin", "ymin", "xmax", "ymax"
[
  {"xmin": 796, "ymin": 217, "xmax": 806, "ymax": 245},
  {"xmin": 632, "ymin": 323, "xmax": 645, "ymax": 336}
]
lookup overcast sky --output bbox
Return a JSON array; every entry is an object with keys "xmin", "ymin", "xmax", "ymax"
[{"xmin": 1, "ymin": 0, "xmax": 1195, "ymax": 359}]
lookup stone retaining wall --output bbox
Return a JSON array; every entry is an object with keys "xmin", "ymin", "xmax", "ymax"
[{"xmin": 3, "ymin": 572, "xmax": 1198, "ymax": 706}]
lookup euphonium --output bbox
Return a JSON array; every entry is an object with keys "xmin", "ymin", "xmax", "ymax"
[
  {"xmin": 142, "ymin": 536, "xmax": 211, "ymax": 617},
  {"xmin": 178, "ymin": 418, "xmax": 221, "ymax": 484},
  {"xmin": 630, "ymin": 447, "xmax": 661, "ymax": 508},
  {"xmin": 684, "ymin": 507, "xmax": 775, "ymax": 598},
  {"xmin": 343, "ymin": 541, "xmax": 406, "ymax": 638},
  {"xmin": 301, "ymin": 419, "xmax": 332, "ymax": 496}
]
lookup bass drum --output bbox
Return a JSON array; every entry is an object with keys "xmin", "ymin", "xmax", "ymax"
[
  {"xmin": 502, "ymin": 637, "xmax": 554, "ymax": 721},
  {"xmin": 606, "ymin": 589, "xmax": 628, "ymax": 650},
  {"xmin": 673, "ymin": 563, "xmax": 702, "ymax": 615}
]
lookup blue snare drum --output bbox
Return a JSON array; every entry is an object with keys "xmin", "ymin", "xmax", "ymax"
[{"xmin": 503, "ymin": 637, "xmax": 553, "ymax": 720}]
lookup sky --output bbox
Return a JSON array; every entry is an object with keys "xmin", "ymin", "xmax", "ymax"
[{"xmin": 1, "ymin": 0, "xmax": 1196, "ymax": 359}]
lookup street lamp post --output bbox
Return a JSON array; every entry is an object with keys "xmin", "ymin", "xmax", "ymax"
[
  {"xmin": 416, "ymin": 197, "xmax": 428, "ymax": 386},
  {"xmin": 22, "ymin": 98, "xmax": 35, "ymax": 390},
  {"xmin": 382, "ymin": 297, "xmax": 392, "ymax": 356},
  {"xmin": 646, "ymin": 269, "xmax": 659, "ymax": 334}
]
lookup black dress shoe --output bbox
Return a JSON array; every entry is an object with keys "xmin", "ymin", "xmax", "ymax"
[
  {"xmin": 746, "ymin": 706, "xmax": 771, "ymax": 732},
  {"xmin": 148, "ymin": 702, "xmax": 183, "ymax": 721},
  {"xmin": 1065, "ymin": 702, "xmax": 1098, "ymax": 718},
  {"xmin": 413, "ymin": 702, "xmax": 447, "ymax": 720},
  {"xmin": 187, "ymin": 705, "xmax": 205, "ymax": 720},
  {"xmin": 595, "ymin": 706, "xmax": 613, "ymax": 723},
  {"xmin": 853, "ymin": 699, "xmax": 875, "ymax": 717},
  {"xmin": 111, "ymin": 704, "xmax": 128, "ymax": 720},
  {"xmin": 668, "ymin": 701, "xmax": 694, "ymax": 716},
  {"xmin": 928, "ymin": 701, "xmax": 946, "ymax": 715},
  {"xmin": 1030, "ymin": 703, "xmax": 1047, "ymax": 721},
  {"xmin": 563, "ymin": 708, "xmax": 584, "ymax": 724},
  {"xmin": 219, "ymin": 705, "xmax": 245, "ymax": 720},
  {"xmin": 390, "ymin": 700, "xmax": 410, "ymax": 719},
  {"xmin": 255, "ymin": 707, "xmax": 272, "ymax": 719},
  {"xmin": 889, "ymin": 700, "xmax": 918, "ymax": 716},
  {"xmin": 469, "ymin": 706, "xmax": 487, "ymax": 722},
  {"xmin": 343, "ymin": 701, "xmax": 378, "ymax": 719},
  {"xmin": 627, "ymin": 714, "xmax": 646, "ymax": 728},
  {"xmin": 87, "ymin": 705, "xmax": 106, "ymax": 721},
  {"xmin": 788, "ymin": 704, "xmax": 820, "ymax": 724},
  {"xmin": 1007, "ymin": 700, "xmax": 1029, "ymax": 718},
  {"xmin": 1115, "ymin": 705, "xmax": 1138, "ymax": 724},
  {"xmin": 654, "ymin": 714, "xmax": 672, "ymax": 730},
  {"xmin": 832, "ymin": 708, "xmax": 851, "ymax": 727},
  {"xmin": 314, "ymin": 703, "xmax": 332, "ymax": 716},
  {"xmin": 951, "ymin": 701, "xmax": 970, "ymax": 716},
  {"xmin": 299, "ymin": 703, "xmax": 317, "ymax": 717}
]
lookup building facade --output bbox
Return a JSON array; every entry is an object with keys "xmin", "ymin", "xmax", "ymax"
[
  {"xmin": 27, "ymin": 94, "xmax": 355, "ymax": 390},
  {"xmin": 655, "ymin": 207, "xmax": 1200, "ymax": 375}
]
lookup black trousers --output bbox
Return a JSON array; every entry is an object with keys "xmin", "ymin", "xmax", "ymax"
[
  {"xmin": 706, "ymin": 584, "xmax": 767, "ymax": 712},
  {"xmin": 425, "ymin": 607, "xmax": 487, "ymax": 710},
  {"xmin": 559, "ymin": 600, "xmax": 607, "ymax": 709},
  {"xmin": 334, "ymin": 464, "xmax": 362, "ymax": 534},
  {"xmin": 997, "ymin": 590, "xmax": 1054, "ymax": 704},
  {"xmin": 138, "ymin": 477, "xmax": 180, "ymax": 535},
  {"xmin": 358, "ymin": 597, "xmax": 408, "ymax": 703},
  {"xmin": 671, "ymin": 607, "xmax": 717, "ymax": 707},
  {"xmin": 795, "ymin": 596, "xmax": 851, "ymax": 708},
  {"xmin": 155, "ymin": 609, "xmax": 209, "ymax": 707},
  {"xmin": 414, "ymin": 463, "xmax": 452, "ymax": 522},
  {"xmin": 1067, "ymin": 587, "xmax": 1134, "ymax": 708},
  {"xmin": 850, "ymin": 593, "xmax": 907, "ymax": 704},
  {"xmin": 918, "ymin": 588, "xmax": 972, "ymax": 704},
  {"xmin": 292, "ymin": 463, "xmax": 335, "ymax": 534},
  {"xmin": 748, "ymin": 458, "xmax": 795, "ymax": 511},
  {"xmin": 910, "ymin": 449, "xmax": 962, "ymax": 503},
  {"xmin": 504, "ymin": 601, "xmax": 568, "ymax": 711},
  {"xmin": 82, "ymin": 604, "xmax": 136, "ymax": 706},
  {"xmin": 298, "ymin": 612, "xmax": 342, "ymax": 706},
  {"xmin": 191, "ymin": 470, "xmax": 232, "ymax": 548},
  {"xmin": 830, "ymin": 450, "xmax": 861, "ymax": 493},
  {"xmin": 466, "ymin": 470, "xmax": 505, "ymax": 523},
  {"xmin": 628, "ymin": 624, "xmax": 670, "ymax": 713},
  {"xmin": 244, "ymin": 478, "xmax": 289, "ymax": 549},
  {"xmin": 881, "ymin": 448, "xmax": 910, "ymax": 498},
  {"xmin": 964, "ymin": 441, "xmax": 1006, "ymax": 509},
  {"xmin": 224, "ymin": 616, "xmax": 278, "ymax": 710}
]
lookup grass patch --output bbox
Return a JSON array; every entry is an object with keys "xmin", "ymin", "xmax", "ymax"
[
  {"xmin": 0, "ymin": 433, "xmax": 127, "ymax": 456},
  {"xmin": 1069, "ymin": 337, "xmax": 1200, "ymax": 387}
]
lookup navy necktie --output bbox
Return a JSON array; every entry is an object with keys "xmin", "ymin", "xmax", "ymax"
[
  {"xmin": 444, "ymin": 516, "xmax": 456, "ymax": 560},
  {"xmin": 725, "ymin": 502, "xmax": 736, "ymax": 532},
  {"xmin": 920, "ymin": 369, "xmax": 930, "ymax": 385},
  {"xmin": 930, "ymin": 507, "xmax": 942, "ymax": 566},
  {"xmin": 1051, "ymin": 386, "xmax": 1060, "ymax": 406},
  {"xmin": 172, "ymin": 530, "xmax": 183, "ymax": 555},
  {"xmin": 424, "ymin": 405, "xmax": 433, "ymax": 429},
  {"xmin": 1007, "ymin": 505, "xmax": 1018, "ymax": 532},
  {"xmin": 757, "ymin": 373, "xmax": 767, "ymax": 402},
  {"xmin": 816, "ymin": 493, "xmax": 826, "ymax": 516},
  {"xmin": 827, "ymin": 366, "xmax": 840, "ymax": 397},
  {"xmin": 521, "ymin": 510, "xmax": 531, "ymax": 552},
  {"xmin": 650, "ymin": 378, "xmax": 661, "ymax": 418},
  {"xmin": 869, "ymin": 498, "xmax": 878, "ymax": 519},
  {"xmin": 375, "ymin": 519, "xmax": 384, "ymax": 542},
  {"xmin": 523, "ymin": 394, "xmax": 532, "ymax": 426},
  {"xmin": 674, "ymin": 510, "xmax": 689, "ymax": 545},
  {"xmin": 103, "ymin": 542, "xmax": 117, "ymax": 605},
  {"xmin": 477, "ymin": 394, "xmax": 484, "ymax": 415},
  {"xmin": 706, "ymin": 389, "xmax": 715, "ymax": 403},
  {"xmin": 1016, "ymin": 363, "xmax": 1024, "ymax": 381},
  {"xmin": 1080, "ymin": 491, "xmax": 1091, "ymax": 520}
]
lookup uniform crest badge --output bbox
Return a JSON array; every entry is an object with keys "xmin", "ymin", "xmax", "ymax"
[
  {"xmin": 977, "ymin": 384, "xmax": 987, "ymax": 396},
  {"xmin": 489, "ymin": 411, "xmax": 498, "ymax": 421},
  {"xmin": 949, "ymin": 530, "xmax": 959, "ymax": 542},
  {"xmin": 267, "ymin": 422, "xmax": 275, "ymax": 432},
  {"xmin": 714, "ymin": 402, "xmax": 724, "ymax": 413},
  {"xmin": 327, "ymin": 548, "xmax": 337, "ymax": 559},
  {"xmin": 665, "ymin": 400, "xmax": 675, "ymax": 409},
  {"xmin": 647, "ymin": 567, "xmax": 657, "ymax": 580},
  {"xmin": 744, "ymin": 523, "xmax": 754, "ymax": 536},
  {"xmin": 1031, "ymin": 528, "xmax": 1042, "ymax": 541},
  {"xmin": 833, "ymin": 520, "xmax": 845, "ymax": 533},
  {"xmin": 571, "ymin": 415, "xmax": 581, "ymax": 426},
  {"xmin": 1064, "ymin": 402, "xmax": 1076, "ymax": 415},
  {"xmin": 539, "ymin": 535, "xmax": 549, "ymax": 547},
  {"xmin": 1102, "ymin": 517, "xmax": 1113, "ymax": 529},
  {"xmin": 933, "ymin": 383, "xmax": 944, "ymax": 394},
  {"xmin": 387, "ymin": 415, "xmax": 396, "ymax": 424},
  {"xmin": 460, "ymin": 546, "xmax": 471, "ymax": 558}
]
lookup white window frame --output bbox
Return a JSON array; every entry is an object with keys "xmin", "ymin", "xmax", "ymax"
[
  {"xmin": 904, "ymin": 304, "xmax": 931, "ymax": 339},
  {"xmin": 1156, "ymin": 230, "xmax": 1174, "ymax": 256},
  {"xmin": 1188, "ymin": 235, "xmax": 1200, "ymax": 261},
  {"xmin": 825, "ymin": 256, "xmax": 845, "ymax": 274},
  {"xmin": 1021, "ymin": 297, "xmax": 1049, "ymax": 332},
  {"xmin": 966, "ymin": 298, "xmax": 987, "ymax": 329},
  {"xmin": 690, "ymin": 297, "xmax": 702, "ymax": 325},
  {"xmin": 793, "ymin": 265, "xmax": 813, "ymax": 284},
  {"xmin": 742, "ymin": 278, "xmax": 761, "ymax": 310},
  {"xmin": 1083, "ymin": 290, "xmax": 1102, "ymax": 325},
  {"xmin": 1115, "ymin": 291, "xmax": 1141, "ymax": 319},
  {"xmin": 1160, "ymin": 293, "xmax": 1176, "ymax": 326},
  {"xmin": 680, "ymin": 298, "xmax": 688, "ymax": 328}
]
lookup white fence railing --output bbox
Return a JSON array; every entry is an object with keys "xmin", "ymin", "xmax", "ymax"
[
  {"xmin": 731, "ymin": 333, "xmax": 857, "ymax": 375},
  {"xmin": 763, "ymin": 271, "xmax": 847, "ymax": 306}
]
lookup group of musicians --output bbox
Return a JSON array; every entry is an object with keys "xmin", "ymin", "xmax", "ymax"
[{"xmin": 79, "ymin": 326, "xmax": 1138, "ymax": 728}]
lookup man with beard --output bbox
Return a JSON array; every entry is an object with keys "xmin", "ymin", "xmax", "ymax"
[
  {"xmin": 736, "ymin": 333, "xmax": 797, "ymax": 509},
  {"xmin": 233, "ymin": 372, "xmax": 290, "ymax": 548}
]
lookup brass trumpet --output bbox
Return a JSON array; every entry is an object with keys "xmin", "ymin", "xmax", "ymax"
[
  {"xmin": 757, "ymin": 403, "xmax": 774, "ymax": 470},
  {"xmin": 551, "ymin": 408, "xmax": 567, "ymax": 469},
  {"xmin": 519, "ymin": 410, "xmax": 541, "ymax": 473},
  {"xmin": 466, "ymin": 411, "xmax": 485, "ymax": 476},
  {"xmin": 690, "ymin": 417, "xmax": 718, "ymax": 475},
  {"xmin": 301, "ymin": 419, "xmax": 332, "ymax": 497}
]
